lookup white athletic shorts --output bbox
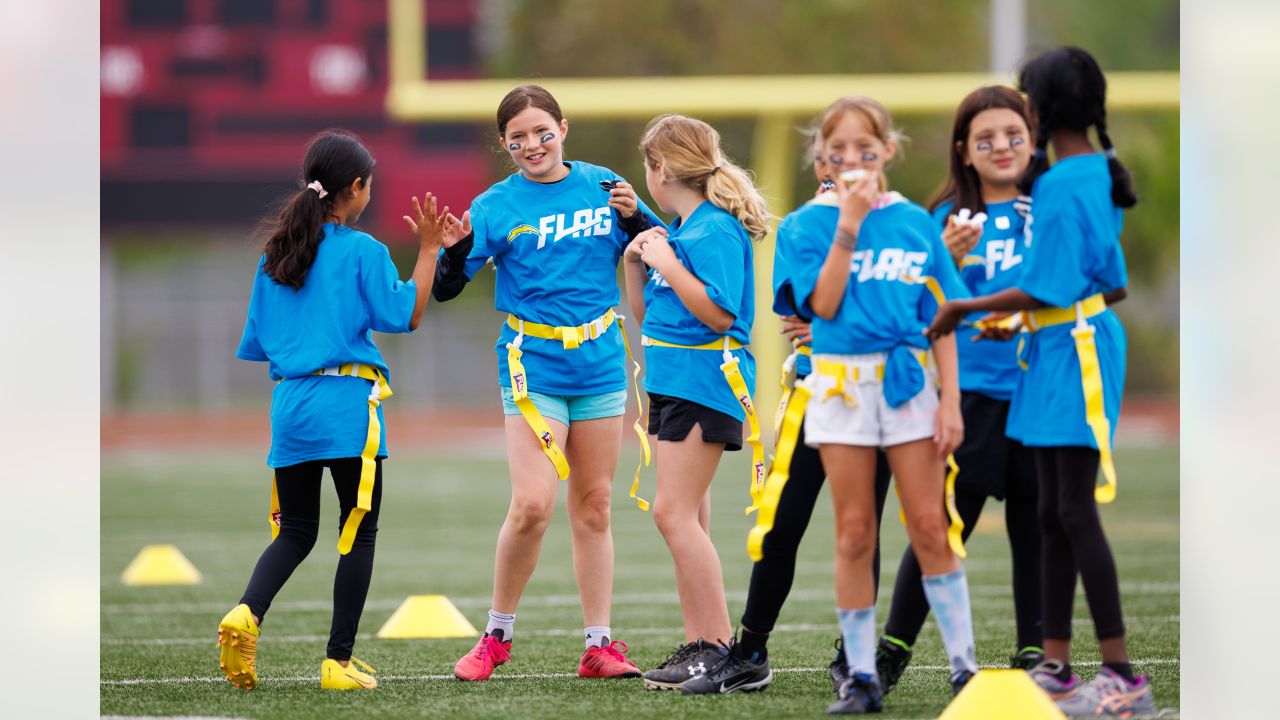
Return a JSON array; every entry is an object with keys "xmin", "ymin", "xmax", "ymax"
[{"xmin": 803, "ymin": 352, "xmax": 939, "ymax": 448}]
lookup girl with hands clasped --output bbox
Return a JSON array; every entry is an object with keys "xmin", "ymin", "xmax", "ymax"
[
  {"xmin": 220, "ymin": 130, "xmax": 463, "ymax": 692},
  {"xmin": 768, "ymin": 97, "xmax": 976, "ymax": 715},
  {"xmin": 620, "ymin": 115, "xmax": 771, "ymax": 692}
]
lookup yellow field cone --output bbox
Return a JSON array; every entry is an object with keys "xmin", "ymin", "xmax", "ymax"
[
  {"xmin": 376, "ymin": 595, "xmax": 479, "ymax": 639},
  {"xmin": 121, "ymin": 544, "xmax": 203, "ymax": 585},
  {"xmin": 939, "ymin": 669, "xmax": 1067, "ymax": 719}
]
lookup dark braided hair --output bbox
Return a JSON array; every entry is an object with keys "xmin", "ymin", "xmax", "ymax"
[
  {"xmin": 262, "ymin": 130, "xmax": 376, "ymax": 289},
  {"xmin": 1017, "ymin": 46, "xmax": 1137, "ymax": 208}
]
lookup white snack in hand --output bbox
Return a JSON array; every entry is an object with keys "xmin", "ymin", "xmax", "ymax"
[
  {"xmin": 839, "ymin": 168, "xmax": 868, "ymax": 186},
  {"xmin": 957, "ymin": 207, "xmax": 972, "ymax": 223},
  {"xmin": 970, "ymin": 212, "xmax": 988, "ymax": 227}
]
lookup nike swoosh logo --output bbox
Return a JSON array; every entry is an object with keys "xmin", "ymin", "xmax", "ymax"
[{"xmin": 344, "ymin": 672, "xmax": 374, "ymax": 688}]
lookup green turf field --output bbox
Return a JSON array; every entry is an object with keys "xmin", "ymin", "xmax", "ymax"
[{"xmin": 101, "ymin": 443, "xmax": 1179, "ymax": 719}]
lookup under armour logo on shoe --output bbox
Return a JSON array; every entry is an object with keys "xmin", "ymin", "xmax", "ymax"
[{"xmin": 687, "ymin": 661, "xmax": 706, "ymax": 676}]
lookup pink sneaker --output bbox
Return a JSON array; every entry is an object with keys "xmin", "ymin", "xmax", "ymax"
[
  {"xmin": 578, "ymin": 640, "xmax": 642, "ymax": 679},
  {"xmin": 453, "ymin": 633, "xmax": 512, "ymax": 681}
]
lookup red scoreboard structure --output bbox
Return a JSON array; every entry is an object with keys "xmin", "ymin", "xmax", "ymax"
[{"xmin": 101, "ymin": 0, "xmax": 490, "ymax": 238}]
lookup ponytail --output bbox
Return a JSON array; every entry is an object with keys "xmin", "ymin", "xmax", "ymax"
[
  {"xmin": 640, "ymin": 114, "xmax": 774, "ymax": 241},
  {"xmin": 260, "ymin": 130, "xmax": 376, "ymax": 290},
  {"xmin": 705, "ymin": 162, "xmax": 772, "ymax": 240},
  {"xmin": 263, "ymin": 184, "xmax": 330, "ymax": 290},
  {"xmin": 1096, "ymin": 119, "xmax": 1138, "ymax": 208}
]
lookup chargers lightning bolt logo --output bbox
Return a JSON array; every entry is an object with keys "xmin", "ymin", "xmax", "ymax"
[{"xmin": 506, "ymin": 224, "xmax": 543, "ymax": 244}]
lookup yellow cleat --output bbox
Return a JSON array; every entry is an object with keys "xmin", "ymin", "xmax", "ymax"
[
  {"xmin": 217, "ymin": 604, "xmax": 260, "ymax": 691},
  {"xmin": 321, "ymin": 657, "xmax": 378, "ymax": 690}
]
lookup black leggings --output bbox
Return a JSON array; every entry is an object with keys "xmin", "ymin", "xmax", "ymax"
[
  {"xmin": 883, "ymin": 487, "xmax": 1042, "ymax": 648},
  {"xmin": 740, "ymin": 419, "xmax": 892, "ymax": 634},
  {"xmin": 240, "ymin": 457, "xmax": 382, "ymax": 661},
  {"xmin": 1036, "ymin": 446, "xmax": 1125, "ymax": 641}
]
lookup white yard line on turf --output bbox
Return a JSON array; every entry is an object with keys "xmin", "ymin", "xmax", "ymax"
[
  {"xmin": 103, "ymin": 616, "xmax": 1180, "ymax": 646},
  {"xmin": 100, "ymin": 658, "xmax": 1181, "ymax": 686},
  {"xmin": 100, "ymin": 582, "xmax": 1179, "ymax": 615}
]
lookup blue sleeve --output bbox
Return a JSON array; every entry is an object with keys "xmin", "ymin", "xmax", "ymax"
[
  {"xmin": 462, "ymin": 202, "xmax": 498, "ymax": 279},
  {"xmin": 785, "ymin": 212, "xmax": 832, "ymax": 319},
  {"xmin": 930, "ymin": 202, "xmax": 951, "ymax": 230},
  {"xmin": 236, "ymin": 262, "xmax": 268, "ymax": 361},
  {"xmin": 686, "ymin": 222, "xmax": 746, "ymax": 318},
  {"xmin": 921, "ymin": 229, "xmax": 970, "ymax": 322},
  {"xmin": 771, "ymin": 215, "xmax": 799, "ymax": 317},
  {"xmin": 359, "ymin": 240, "xmax": 417, "ymax": 334},
  {"xmin": 1017, "ymin": 194, "xmax": 1092, "ymax": 308}
]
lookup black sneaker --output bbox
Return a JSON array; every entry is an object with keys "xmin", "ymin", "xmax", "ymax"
[
  {"xmin": 829, "ymin": 637, "xmax": 848, "ymax": 693},
  {"xmin": 680, "ymin": 641, "xmax": 772, "ymax": 695},
  {"xmin": 950, "ymin": 669, "xmax": 975, "ymax": 696},
  {"xmin": 874, "ymin": 636, "xmax": 912, "ymax": 696},
  {"xmin": 1010, "ymin": 646, "xmax": 1045, "ymax": 670},
  {"xmin": 826, "ymin": 672, "xmax": 884, "ymax": 715},
  {"xmin": 642, "ymin": 639, "xmax": 725, "ymax": 690}
]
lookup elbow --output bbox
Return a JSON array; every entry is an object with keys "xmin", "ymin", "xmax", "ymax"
[
  {"xmin": 408, "ymin": 314, "xmax": 422, "ymax": 332},
  {"xmin": 710, "ymin": 316, "xmax": 734, "ymax": 334},
  {"xmin": 811, "ymin": 299, "xmax": 837, "ymax": 321},
  {"xmin": 1107, "ymin": 287, "xmax": 1129, "ymax": 305}
]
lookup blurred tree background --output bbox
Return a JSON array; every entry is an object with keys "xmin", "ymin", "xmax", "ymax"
[{"xmin": 478, "ymin": 0, "xmax": 1180, "ymax": 395}]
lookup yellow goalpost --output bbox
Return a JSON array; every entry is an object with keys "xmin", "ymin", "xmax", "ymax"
[{"xmin": 385, "ymin": 0, "xmax": 1179, "ymax": 439}]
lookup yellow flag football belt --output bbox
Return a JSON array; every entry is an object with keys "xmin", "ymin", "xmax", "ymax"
[
  {"xmin": 505, "ymin": 309, "xmax": 653, "ymax": 502},
  {"xmin": 748, "ymin": 357, "xmax": 967, "ymax": 561},
  {"xmin": 268, "ymin": 363, "xmax": 393, "ymax": 555},
  {"xmin": 1022, "ymin": 293, "xmax": 1117, "ymax": 503},
  {"xmin": 641, "ymin": 334, "xmax": 767, "ymax": 516}
]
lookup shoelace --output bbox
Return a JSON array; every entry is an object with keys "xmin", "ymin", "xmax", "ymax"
[
  {"xmin": 349, "ymin": 657, "xmax": 376, "ymax": 676},
  {"xmin": 660, "ymin": 642, "xmax": 700, "ymax": 668},
  {"xmin": 603, "ymin": 640, "xmax": 631, "ymax": 663}
]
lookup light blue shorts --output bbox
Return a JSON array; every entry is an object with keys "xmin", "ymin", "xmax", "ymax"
[{"xmin": 500, "ymin": 387, "xmax": 628, "ymax": 426}]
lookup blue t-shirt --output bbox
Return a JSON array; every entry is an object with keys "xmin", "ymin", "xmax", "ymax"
[
  {"xmin": 780, "ymin": 196, "xmax": 969, "ymax": 406},
  {"xmin": 1006, "ymin": 154, "xmax": 1128, "ymax": 447},
  {"xmin": 642, "ymin": 201, "xmax": 756, "ymax": 421},
  {"xmin": 772, "ymin": 198, "xmax": 816, "ymax": 378},
  {"xmin": 237, "ymin": 224, "xmax": 417, "ymax": 467},
  {"xmin": 932, "ymin": 199, "xmax": 1026, "ymax": 400},
  {"xmin": 462, "ymin": 161, "xmax": 663, "ymax": 396}
]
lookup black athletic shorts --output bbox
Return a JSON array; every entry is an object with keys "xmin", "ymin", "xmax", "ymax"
[
  {"xmin": 954, "ymin": 390, "xmax": 1037, "ymax": 500},
  {"xmin": 647, "ymin": 393, "xmax": 744, "ymax": 451}
]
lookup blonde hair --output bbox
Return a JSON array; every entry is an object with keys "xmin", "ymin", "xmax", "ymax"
[
  {"xmin": 816, "ymin": 96, "xmax": 908, "ymax": 191},
  {"xmin": 640, "ymin": 114, "xmax": 773, "ymax": 240}
]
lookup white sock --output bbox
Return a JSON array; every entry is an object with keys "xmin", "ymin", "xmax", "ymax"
[
  {"xmin": 922, "ymin": 568, "xmax": 978, "ymax": 675},
  {"xmin": 584, "ymin": 625, "xmax": 611, "ymax": 649},
  {"xmin": 836, "ymin": 606, "xmax": 878, "ymax": 679},
  {"xmin": 486, "ymin": 609, "xmax": 515, "ymax": 641}
]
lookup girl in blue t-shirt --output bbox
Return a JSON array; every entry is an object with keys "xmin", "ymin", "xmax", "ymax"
[
  {"xmin": 220, "ymin": 130, "xmax": 464, "ymax": 691},
  {"xmin": 927, "ymin": 48, "xmax": 1155, "ymax": 717},
  {"xmin": 616, "ymin": 114, "xmax": 770, "ymax": 690},
  {"xmin": 878, "ymin": 85, "xmax": 1044, "ymax": 690},
  {"xmin": 789, "ymin": 96, "xmax": 978, "ymax": 713},
  {"xmin": 431, "ymin": 85, "xmax": 662, "ymax": 681}
]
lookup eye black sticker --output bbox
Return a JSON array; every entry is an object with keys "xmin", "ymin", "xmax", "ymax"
[
  {"xmin": 1010, "ymin": 136, "xmax": 1026, "ymax": 147},
  {"xmin": 976, "ymin": 141, "xmax": 993, "ymax": 152},
  {"xmin": 508, "ymin": 143, "xmax": 521, "ymax": 151},
  {"xmin": 539, "ymin": 132, "xmax": 556, "ymax": 144},
  {"xmin": 861, "ymin": 152, "xmax": 878, "ymax": 163}
]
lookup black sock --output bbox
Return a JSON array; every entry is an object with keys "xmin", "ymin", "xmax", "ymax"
[
  {"xmin": 1102, "ymin": 661, "xmax": 1135, "ymax": 682},
  {"xmin": 736, "ymin": 628, "xmax": 769, "ymax": 663},
  {"xmin": 1054, "ymin": 662, "xmax": 1074, "ymax": 682}
]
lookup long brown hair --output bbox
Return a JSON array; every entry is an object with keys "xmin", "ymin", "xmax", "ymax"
[
  {"xmin": 815, "ymin": 96, "xmax": 905, "ymax": 192},
  {"xmin": 640, "ymin": 114, "xmax": 772, "ymax": 240},
  {"xmin": 928, "ymin": 86, "xmax": 1033, "ymax": 216},
  {"xmin": 262, "ymin": 130, "xmax": 374, "ymax": 290}
]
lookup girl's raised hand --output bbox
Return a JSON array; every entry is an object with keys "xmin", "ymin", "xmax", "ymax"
[
  {"xmin": 942, "ymin": 214, "xmax": 982, "ymax": 265},
  {"xmin": 608, "ymin": 181, "xmax": 640, "ymax": 219},
  {"xmin": 403, "ymin": 193, "xmax": 448, "ymax": 250},
  {"xmin": 925, "ymin": 300, "xmax": 966, "ymax": 340},
  {"xmin": 833, "ymin": 170, "xmax": 879, "ymax": 238},
  {"xmin": 442, "ymin": 210, "xmax": 472, "ymax": 249}
]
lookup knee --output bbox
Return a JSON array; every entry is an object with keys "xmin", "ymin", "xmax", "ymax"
[
  {"xmin": 570, "ymin": 488, "xmax": 612, "ymax": 535},
  {"xmin": 508, "ymin": 498, "xmax": 555, "ymax": 536},
  {"xmin": 907, "ymin": 513, "xmax": 951, "ymax": 562},
  {"xmin": 1055, "ymin": 500, "xmax": 1098, "ymax": 538},
  {"xmin": 280, "ymin": 518, "xmax": 319, "ymax": 555},
  {"xmin": 833, "ymin": 515, "xmax": 876, "ymax": 563},
  {"xmin": 652, "ymin": 501, "xmax": 694, "ymax": 540}
]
